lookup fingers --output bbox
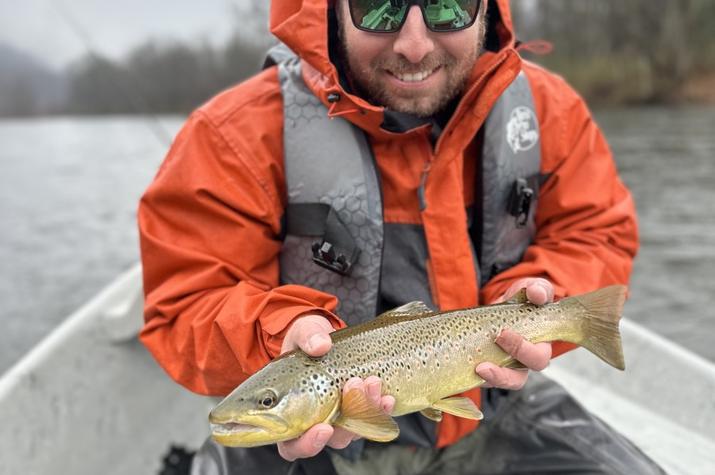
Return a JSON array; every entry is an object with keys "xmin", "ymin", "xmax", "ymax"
[
  {"xmin": 279, "ymin": 375, "xmax": 395, "ymax": 459},
  {"xmin": 476, "ymin": 362, "xmax": 529, "ymax": 390},
  {"xmin": 474, "ymin": 329, "xmax": 552, "ymax": 390},
  {"xmin": 277, "ymin": 423, "xmax": 334, "ymax": 461},
  {"xmin": 498, "ymin": 278, "xmax": 554, "ymax": 305},
  {"xmin": 381, "ymin": 395, "xmax": 396, "ymax": 414},
  {"xmin": 495, "ymin": 329, "xmax": 551, "ymax": 371},
  {"xmin": 327, "ymin": 426, "xmax": 358, "ymax": 449},
  {"xmin": 281, "ymin": 315, "xmax": 335, "ymax": 357},
  {"xmin": 524, "ymin": 279, "xmax": 554, "ymax": 306},
  {"xmin": 326, "ymin": 376, "xmax": 394, "ymax": 449}
]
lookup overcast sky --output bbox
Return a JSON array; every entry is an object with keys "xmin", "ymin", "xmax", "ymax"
[{"xmin": 0, "ymin": 0, "xmax": 267, "ymax": 70}]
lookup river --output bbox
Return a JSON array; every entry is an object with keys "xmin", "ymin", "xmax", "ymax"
[{"xmin": 0, "ymin": 107, "xmax": 713, "ymax": 375}]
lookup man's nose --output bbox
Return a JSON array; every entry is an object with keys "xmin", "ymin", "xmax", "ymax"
[{"xmin": 393, "ymin": 6, "xmax": 435, "ymax": 63}]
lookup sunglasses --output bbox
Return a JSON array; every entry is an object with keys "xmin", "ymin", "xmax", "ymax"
[{"xmin": 347, "ymin": 0, "xmax": 481, "ymax": 33}]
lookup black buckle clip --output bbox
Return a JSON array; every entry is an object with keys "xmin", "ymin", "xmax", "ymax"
[
  {"xmin": 509, "ymin": 178, "xmax": 534, "ymax": 228},
  {"xmin": 311, "ymin": 240, "xmax": 360, "ymax": 276}
]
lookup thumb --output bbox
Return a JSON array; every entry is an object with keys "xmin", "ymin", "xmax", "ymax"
[{"xmin": 282, "ymin": 314, "xmax": 334, "ymax": 357}]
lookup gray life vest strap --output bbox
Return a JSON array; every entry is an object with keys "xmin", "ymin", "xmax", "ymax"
[
  {"xmin": 274, "ymin": 47, "xmax": 384, "ymax": 326},
  {"xmin": 477, "ymin": 71, "xmax": 541, "ymax": 285}
]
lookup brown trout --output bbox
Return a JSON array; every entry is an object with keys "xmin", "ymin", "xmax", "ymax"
[{"xmin": 209, "ymin": 285, "xmax": 626, "ymax": 447}]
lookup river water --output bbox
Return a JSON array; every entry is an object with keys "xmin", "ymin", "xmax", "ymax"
[{"xmin": 1, "ymin": 107, "xmax": 714, "ymax": 375}]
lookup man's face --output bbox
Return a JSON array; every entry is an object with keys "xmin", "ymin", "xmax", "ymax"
[{"xmin": 337, "ymin": 0, "xmax": 487, "ymax": 118}]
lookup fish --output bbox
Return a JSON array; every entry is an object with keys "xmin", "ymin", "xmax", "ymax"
[{"xmin": 209, "ymin": 285, "xmax": 627, "ymax": 447}]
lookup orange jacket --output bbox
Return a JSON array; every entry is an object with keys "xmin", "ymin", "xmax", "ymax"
[{"xmin": 138, "ymin": 0, "xmax": 638, "ymax": 448}]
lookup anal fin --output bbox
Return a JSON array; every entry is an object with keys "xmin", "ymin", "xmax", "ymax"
[
  {"xmin": 420, "ymin": 407, "xmax": 443, "ymax": 422},
  {"xmin": 431, "ymin": 396, "xmax": 483, "ymax": 420}
]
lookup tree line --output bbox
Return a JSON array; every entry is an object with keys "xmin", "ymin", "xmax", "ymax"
[
  {"xmin": 2, "ymin": 0, "xmax": 714, "ymax": 117},
  {"xmin": 511, "ymin": 0, "xmax": 715, "ymax": 104},
  {"xmin": 63, "ymin": 36, "xmax": 268, "ymax": 115}
]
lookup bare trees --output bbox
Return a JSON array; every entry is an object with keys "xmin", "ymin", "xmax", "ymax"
[{"xmin": 511, "ymin": 0, "xmax": 715, "ymax": 103}]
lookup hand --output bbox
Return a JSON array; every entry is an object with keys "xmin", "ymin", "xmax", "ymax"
[
  {"xmin": 492, "ymin": 277, "xmax": 554, "ymax": 305},
  {"xmin": 476, "ymin": 278, "xmax": 554, "ymax": 390},
  {"xmin": 277, "ymin": 315, "xmax": 396, "ymax": 461}
]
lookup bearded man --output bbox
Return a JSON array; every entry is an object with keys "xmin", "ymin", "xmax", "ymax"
[{"xmin": 138, "ymin": 1, "xmax": 663, "ymax": 474}]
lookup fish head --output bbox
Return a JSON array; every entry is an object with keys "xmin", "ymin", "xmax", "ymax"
[{"xmin": 209, "ymin": 352, "xmax": 339, "ymax": 447}]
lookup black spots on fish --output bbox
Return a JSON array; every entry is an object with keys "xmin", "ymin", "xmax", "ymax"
[{"xmin": 312, "ymin": 374, "xmax": 319, "ymax": 380}]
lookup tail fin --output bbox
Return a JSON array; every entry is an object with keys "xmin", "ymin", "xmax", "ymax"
[{"xmin": 565, "ymin": 285, "xmax": 627, "ymax": 370}]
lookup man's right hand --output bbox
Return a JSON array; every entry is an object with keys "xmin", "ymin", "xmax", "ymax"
[{"xmin": 277, "ymin": 315, "xmax": 395, "ymax": 462}]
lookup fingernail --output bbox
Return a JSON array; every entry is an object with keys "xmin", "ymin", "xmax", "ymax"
[
  {"xmin": 307, "ymin": 334, "xmax": 322, "ymax": 352},
  {"xmin": 313, "ymin": 430, "xmax": 330, "ymax": 448}
]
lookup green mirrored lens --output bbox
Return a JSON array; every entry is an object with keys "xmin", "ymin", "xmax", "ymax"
[
  {"xmin": 355, "ymin": 1, "xmax": 407, "ymax": 32},
  {"xmin": 424, "ymin": 0, "xmax": 477, "ymax": 31},
  {"xmin": 349, "ymin": 1, "xmax": 479, "ymax": 33}
]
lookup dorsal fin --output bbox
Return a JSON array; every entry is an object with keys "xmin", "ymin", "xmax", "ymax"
[
  {"xmin": 330, "ymin": 301, "xmax": 437, "ymax": 343},
  {"xmin": 376, "ymin": 301, "xmax": 435, "ymax": 319}
]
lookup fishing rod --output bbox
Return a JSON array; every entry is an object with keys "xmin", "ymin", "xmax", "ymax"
[{"xmin": 50, "ymin": 0, "xmax": 174, "ymax": 147}]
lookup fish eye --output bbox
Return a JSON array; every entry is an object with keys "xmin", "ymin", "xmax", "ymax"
[{"xmin": 258, "ymin": 390, "xmax": 278, "ymax": 409}]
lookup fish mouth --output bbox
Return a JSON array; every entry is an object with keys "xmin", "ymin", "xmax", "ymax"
[
  {"xmin": 209, "ymin": 414, "xmax": 290, "ymax": 447},
  {"xmin": 211, "ymin": 422, "xmax": 264, "ymax": 435}
]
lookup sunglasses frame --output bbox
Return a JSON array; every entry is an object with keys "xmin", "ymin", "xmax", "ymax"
[{"xmin": 346, "ymin": 0, "xmax": 482, "ymax": 34}]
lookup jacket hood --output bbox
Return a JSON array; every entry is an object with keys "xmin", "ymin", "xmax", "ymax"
[{"xmin": 269, "ymin": 0, "xmax": 517, "ymax": 97}]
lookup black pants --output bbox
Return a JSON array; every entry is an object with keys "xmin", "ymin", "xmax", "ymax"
[{"xmin": 191, "ymin": 374, "xmax": 664, "ymax": 475}]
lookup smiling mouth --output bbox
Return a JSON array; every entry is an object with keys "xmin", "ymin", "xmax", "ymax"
[{"xmin": 387, "ymin": 67, "xmax": 440, "ymax": 83}]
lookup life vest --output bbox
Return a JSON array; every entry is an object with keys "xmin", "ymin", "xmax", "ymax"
[{"xmin": 269, "ymin": 44, "xmax": 541, "ymax": 326}]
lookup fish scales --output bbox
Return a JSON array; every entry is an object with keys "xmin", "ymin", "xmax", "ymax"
[
  {"xmin": 320, "ymin": 299, "xmax": 587, "ymax": 416},
  {"xmin": 209, "ymin": 285, "xmax": 626, "ymax": 447}
]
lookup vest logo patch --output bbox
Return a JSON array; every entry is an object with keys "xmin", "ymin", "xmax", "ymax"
[{"xmin": 506, "ymin": 106, "xmax": 539, "ymax": 154}]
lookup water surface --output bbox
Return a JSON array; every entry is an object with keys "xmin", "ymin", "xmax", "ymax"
[{"xmin": 0, "ymin": 107, "xmax": 713, "ymax": 374}]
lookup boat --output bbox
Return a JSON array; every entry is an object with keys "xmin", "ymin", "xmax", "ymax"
[{"xmin": 1, "ymin": 264, "xmax": 713, "ymax": 474}]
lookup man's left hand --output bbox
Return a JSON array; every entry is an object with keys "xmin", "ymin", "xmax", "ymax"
[{"xmin": 475, "ymin": 278, "xmax": 554, "ymax": 390}]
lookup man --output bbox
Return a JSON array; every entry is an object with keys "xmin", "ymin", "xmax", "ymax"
[{"xmin": 139, "ymin": 0, "xmax": 661, "ymax": 473}]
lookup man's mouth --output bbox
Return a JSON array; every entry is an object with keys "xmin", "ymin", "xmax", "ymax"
[{"xmin": 388, "ymin": 66, "xmax": 440, "ymax": 83}]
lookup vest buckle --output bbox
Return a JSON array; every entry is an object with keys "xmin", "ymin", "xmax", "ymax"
[
  {"xmin": 509, "ymin": 178, "xmax": 534, "ymax": 228},
  {"xmin": 311, "ymin": 240, "xmax": 360, "ymax": 276}
]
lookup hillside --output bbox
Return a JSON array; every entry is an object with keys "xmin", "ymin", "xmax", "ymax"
[{"xmin": 0, "ymin": 43, "xmax": 67, "ymax": 116}]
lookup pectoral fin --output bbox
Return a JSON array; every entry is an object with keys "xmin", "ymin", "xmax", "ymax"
[
  {"xmin": 420, "ymin": 407, "xmax": 443, "ymax": 422},
  {"xmin": 334, "ymin": 389, "xmax": 399, "ymax": 442},
  {"xmin": 431, "ymin": 397, "xmax": 484, "ymax": 420}
]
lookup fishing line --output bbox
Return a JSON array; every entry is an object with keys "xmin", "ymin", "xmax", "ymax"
[{"xmin": 49, "ymin": 0, "xmax": 174, "ymax": 147}]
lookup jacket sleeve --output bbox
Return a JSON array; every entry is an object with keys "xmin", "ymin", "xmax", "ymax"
[
  {"xmin": 138, "ymin": 112, "xmax": 346, "ymax": 396},
  {"xmin": 479, "ymin": 67, "xmax": 639, "ymax": 357}
]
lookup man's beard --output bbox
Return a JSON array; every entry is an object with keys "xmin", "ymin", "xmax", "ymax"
[{"xmin": 338, "ymin": 22, "xmax": 484, "ymax": 118}]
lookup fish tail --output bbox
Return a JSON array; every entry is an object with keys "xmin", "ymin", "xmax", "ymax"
[{"xmin": 564, "ymin": 285, "xmax": 627, "ymax": 370}]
